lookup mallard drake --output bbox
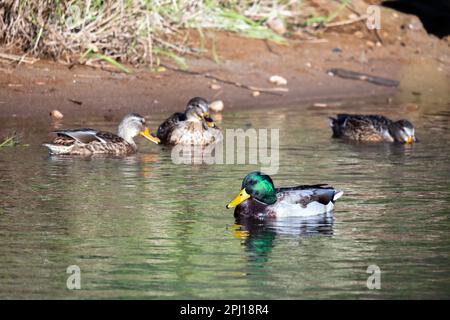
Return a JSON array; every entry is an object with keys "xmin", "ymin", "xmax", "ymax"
[
  {"xmin": 156, "ymin": 97, "xmax": 222, "ymax": 145},
  {"xmin": 226, "ymin": 172, "xmax": 343, "ymax": 218},
  {"xmin": 329, "ymin": 114, "xmax": 417, "ymax": 143},
  {"xmin": 43, "ymin": 113, "xmax": 160, "ymax": 155}
]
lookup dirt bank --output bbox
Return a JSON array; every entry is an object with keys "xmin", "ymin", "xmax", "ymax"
[{"xmin": 0, "ymin": 7, "xmax": 449, "ymax": 122}]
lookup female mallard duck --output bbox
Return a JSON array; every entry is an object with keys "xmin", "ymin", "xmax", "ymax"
[
  {"xmin": 156, "ymin": 97, "xmax": 222, "ymax": 145},
  {"xmin": 226, "ymin": 172, "xmax": 343, "ymax": 218},
  {"xmin": 43, "ymin": 113, "xmax": 160, "ymax": 155},
  {"xmin": 329, "ymin": 114, "xmax": 417, "ymax": 143}
]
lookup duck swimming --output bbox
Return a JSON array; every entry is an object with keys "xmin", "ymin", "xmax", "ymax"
[
  {"xmin": 329, "ymin": 114, "xmax": 417, "ymax": 143},
  {"xmin": 226, "ymin": 172, "xmax": 343, "ymax": 218},
  {"xmin": 43, "ymin": 113, "xmax": 160, "ymax": 155},
  {"xmin": 156, "ymin": 97, "xmax": 222, "ymax": 146}
]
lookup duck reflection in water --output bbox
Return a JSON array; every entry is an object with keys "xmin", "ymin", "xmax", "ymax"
[{"xmin": 231, "ymin": 213, "xmax": 334, "ymax": 265}]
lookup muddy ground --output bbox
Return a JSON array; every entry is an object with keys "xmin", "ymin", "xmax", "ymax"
[{"xmin": 0, "ymin": 8, "xmax": 449, "ymax": 122}]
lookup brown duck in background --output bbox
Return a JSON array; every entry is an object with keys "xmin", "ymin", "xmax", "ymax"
[
  {"xmin": 329, "ymin": 114, "xmax": 417, "ymax": 143},
  {"xmin": 156, "ymin": 97, "xmax": 222, "ymax": 146}
]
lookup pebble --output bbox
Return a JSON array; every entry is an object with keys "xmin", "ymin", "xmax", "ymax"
[
  {"xmin": 252, "ymin": 91, "xmax": 260, "ymax": 97},
  {"xmin": 209, "ymin": 100, "xmax": 224, "ymax": 112},
  {"xmin": 210, "ymin": 83, "xmax": 221, "ymax": 90},
  {"xmin": 269, "ymin": 75, "xmax": 287, "ymax": 86},
  {"xmin": 354, "ymin": 31, "xmax": 364, "ymax": 39},
  {"xmin": 50, "ymin": 110, "xmax": 64, "ymax": 120},
  {"xmin": 401, "ymin": 103, "xmax": 420, "ymax": 111},
  {"xmin": 267, "ymin": 17, "xmax": 286, "ymax": 35}
]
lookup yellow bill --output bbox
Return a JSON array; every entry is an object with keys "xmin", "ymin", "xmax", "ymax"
[
  {"xmin": 203, "ymin": 113, "xmax": 217, "ymax": 128},
  {"xmin": 226, "ymin": 188, "xmax": 251, "ymax": 209},
  {"xmin": 405, "ymin": 136, "xmax": 415, "ymax": 144},
  {"xmin": 140, "ymin": 127, "xmax": 160, "ymax": 144}
]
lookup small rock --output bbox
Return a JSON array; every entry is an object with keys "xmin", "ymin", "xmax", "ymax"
[
  {"xmin": 210, "ymin": 83, "xmax": 221, "ymax": 90},
  {"xmin": 313, "ymin": 103, "xmax": 328, "ymax": 108},
  {"xmin": 269, "ymin": 75, "xmax": 287, "ymax": 86},
  {"xmin": 354, "ymin": 31, "xmax": 364, "ymax": 39},
  {"xmin": 252, "ymin": 91, "xmax": 260, "ymax": 97},
  {"xmin": 267, "ymin": 17, "xmax": 286, "ymax": 35},
  {"xmin": 50, "ymin": 110, "xmax": 64, "ymax": 120},
  {"xmin": 305, "ymin": 62, "xmax": 312, "ymax": 68},
  {"xmin": 348, "ymin": 13, "xmax": 358, "ymax": 20},
  {"xmin": 366, "ymin": 40, "xmax": 375, "ymax": 48},
  {"xmin": 401, "ymin": 103, "xmax": 419, "ymax": 111},
  {"xmin": 209, "ymin": 100, "xmax": 224, "ymax": 113}
]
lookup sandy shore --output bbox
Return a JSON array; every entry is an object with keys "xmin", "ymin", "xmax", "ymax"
[{"xmin": 1, "ymin": 17, "xmax": 449, "ymax": 122}]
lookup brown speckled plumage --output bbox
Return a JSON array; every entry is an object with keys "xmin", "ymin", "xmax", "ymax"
[
  {"xmin": 329, "ymin": 114, "xmax": 416, "ymax": 143},
  {"xmin": 157, "ymin": 113, "xmax": 222, "ymax": 146},
  {"xmin": 157, "ymin": 97, "xmax": 223, "ymax": 146},
  {"xmin": 43, "ymin": 113, "xmax": 157, "ymax": 155},
  {"xmin": 44, "ymin": 130, "xmax": 135, "ymax": 155}
]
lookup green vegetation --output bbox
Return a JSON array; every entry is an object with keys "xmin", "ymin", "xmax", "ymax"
[
  {"xmin": 0, "ymin": 1, "xmax": 350, "ymax": 70},
  {"xmin": 0, "ymin": 133, "xmax": 20, "ymax": 148}
]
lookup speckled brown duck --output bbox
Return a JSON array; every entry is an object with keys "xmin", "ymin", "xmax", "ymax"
[
  {"xmin": 329, "ymin": 114, "xmax": 417, "ymax": 143},
  {"xmin": 156, "ymin": 97, "xmax": 222, "ymax": 146},
  {"xmin": 43, "ymin": 113, "xmax": 160, "ymax": 155}
]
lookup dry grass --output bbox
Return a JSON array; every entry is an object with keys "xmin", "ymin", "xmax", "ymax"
[{"xmin": 0, "ymin": 1, "xmax": 348, "ymax": 68}]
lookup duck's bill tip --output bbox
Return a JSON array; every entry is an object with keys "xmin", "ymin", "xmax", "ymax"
[
  {"xmin": 226, "ymin": 188, "xmax": 250, "ymax": 209},
  {"xmin": 203, "ymin": 114, "xmax": 217, "ymax": 128},
  {"xmin": 140, "ymin": 128, "xmax": 160, "ymax": 144},
  {"xmin": 206, "ymin": 121, "xmax": 217, "ymax": 128}
]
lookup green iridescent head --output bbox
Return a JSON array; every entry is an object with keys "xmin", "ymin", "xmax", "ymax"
[{"xmin": 226, "ymin": 172, "xmax": 277, "ymax": 208}]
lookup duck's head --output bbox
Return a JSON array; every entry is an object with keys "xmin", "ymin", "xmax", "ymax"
[
  {"xmin": 117, "ymin": 113, "xmax": 160, "ymax": 145},
  {"xmin": 185, "ymin": 97, "xmax": 217, "ymax": 128},
  {"xmin": 226, "ymin": 171, "xmax": 277, "ymax": 209},
  {"xmin": 390, "ymin": 119, "xmax": 417, "ymax": 144}
]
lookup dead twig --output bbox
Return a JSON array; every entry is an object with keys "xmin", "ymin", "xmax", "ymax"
[
  {"xmin": 324, "ymin": 14, "xmax": 368, "ymax": 28},
  {"xmin": 161, "ymin": 64, "xmax": 288, "ymax": 96},
  {"xmin": 0, "ymin": 52, "xmax": 38, "ymax": 64},
  {"xmin": 68, "ymin": 98, "xmax": 83, "ymax": 105}
]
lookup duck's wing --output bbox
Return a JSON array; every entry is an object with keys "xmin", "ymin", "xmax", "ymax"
[
  {"xmin": 52, "ymin": 128, "xmax": 100, "ymax": 144},
  {"xmin": 94, "ymin": 131, "xmax": 125, "ymax": 143},
  {"xmin": 276, "ymin": 185, "xmax": 343, "ymax": 207},
  {"xmin": 52, "ymin": 129, "xmax": 122, "ymax": 144},
  {"xmin": 156, "ymin": 112, "xmax": 186, "ymax": 142}
]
